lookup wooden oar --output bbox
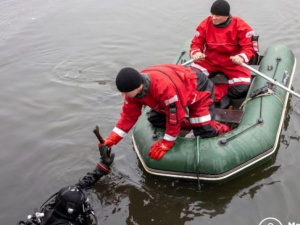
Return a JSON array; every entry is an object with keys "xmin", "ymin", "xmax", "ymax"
[{"xmin": 241, "ymin": 62, "xmax": 300, "ymax": 99}]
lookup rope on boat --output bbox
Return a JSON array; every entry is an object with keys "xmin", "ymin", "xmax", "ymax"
[
  {"xmin": 239, "ymin": 88, "xmax": 283, "ymax": 109},
  {"xmin": 196, "ymin": 136, "xmax": 201, "ymax": 190},
  {"xmin": 219, "ymin": 86, "xmax": 284, "ymax": 145}
]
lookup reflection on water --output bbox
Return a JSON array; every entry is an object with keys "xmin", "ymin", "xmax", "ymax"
[
  {"xmin": 88, "ymin": 157, "xmax": 281, "ymax": 225},
  {"xmin": 52, "ymin": 58, "xmax": 114, "ymax": 88}
]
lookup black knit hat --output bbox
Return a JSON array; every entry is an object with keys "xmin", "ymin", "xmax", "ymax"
[
  {"xmin": 210, "ymin": 0, "xmax": 230, "ymax": 16},
  {"xmin": 116, "ymin": 67, "xmax": 143, "ymax": 92}
]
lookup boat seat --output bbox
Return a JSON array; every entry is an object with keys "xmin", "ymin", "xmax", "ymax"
[
  {"xmin": 210, "ymin": 65, "xmax": 260, "ymax": 85},
  {"xmin": 214, "ymin": 108, "xmax": 244, "ymax": 124},
  {"xmin": 210, "ymin": 74, "xmax": 228, "ymax": 84}
]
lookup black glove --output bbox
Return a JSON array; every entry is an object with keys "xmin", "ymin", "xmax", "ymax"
[{"xmin": 99, "ymin": 144, "xmax": 115, "ymax": 167}]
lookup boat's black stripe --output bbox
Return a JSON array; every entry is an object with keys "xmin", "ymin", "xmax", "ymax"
[
  {"xmin": 260, "ymin": 97, "xmax": 263, "ymax": 118},
  {"xmin": 272, "ymin": 57, "xmax": 282, "ymax": 79},
  {"xmin": 219, "ymin": 119, "xmax": 264, "ymax": 145}
]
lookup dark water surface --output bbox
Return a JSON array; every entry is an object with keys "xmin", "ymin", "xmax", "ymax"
[{"xmin": 1, "ymin": 0, "xmax": 300, "ymax": 224}]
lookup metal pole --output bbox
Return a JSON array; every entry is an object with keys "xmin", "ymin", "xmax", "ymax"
[
  {"xmin": 241, "ymin": 63, "xmax": 300, "ymax": 99},
  {"xmin": 181, "ymin": 58, "xmax": 194, "ymax": 66}
]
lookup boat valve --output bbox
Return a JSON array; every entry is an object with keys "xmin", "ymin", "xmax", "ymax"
[
  {"xmin": 257, "ymin": 118, "xmax": 264, "ymax": 124},
  {"xmin": 219, "ymin": 139, "xmax": 228, "ymax": 146},
  {"xmin": 267, "ymin": 65, "xmax": 273, "ymax": 71}
]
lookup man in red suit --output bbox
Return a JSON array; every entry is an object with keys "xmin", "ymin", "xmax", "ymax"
[
  {"xmin": 190, "ymin": 0, "xmax": 256, "ymax": 108},
  {"xmin": 103, "ymin": 64, "xmax": 230, "ymax": 160}
]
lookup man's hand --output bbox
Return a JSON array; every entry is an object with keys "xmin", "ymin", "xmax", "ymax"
[
  {"xmin": 96, "ymin": 144, "xmax": 115, "ymax": 175},
  {"xmin": 75, "ymin": 145, "xmax": 115, "ymax": 190},
  {"xmin": 99, "ymin": 144, "xmax": 115, "ymax": 167},
  {"xmin": 192, "ymin": 52, "xmax": 206, "ymax": 61},
  {"xmin": 103, "ymin": 131, "xmax": 123, "ymax": 147},
  {"xmin": 230, "ymin": 55, "xmax": 244, "ymax": 65},
  {"xmin": 148, "ymin": 140, "xmax": 174, "ymax": 160}
]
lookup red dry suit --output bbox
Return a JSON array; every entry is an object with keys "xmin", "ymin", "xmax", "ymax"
[
  {"xmin": 190, "ymin": 16, "xmax": 256, "ymax": 102},
  {"xmin": 111, "ymin": 64, "xmax": 230, "ymax": 144}
]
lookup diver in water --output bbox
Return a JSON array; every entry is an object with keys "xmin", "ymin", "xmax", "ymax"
[{"xmin": 17, "ymin": 127, "xmax": 115, "ymax": 225}]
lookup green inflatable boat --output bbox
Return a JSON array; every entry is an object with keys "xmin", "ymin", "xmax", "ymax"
[{"xmin": 132, "ymin": 41, "xmax": 296, "ymax": 184}]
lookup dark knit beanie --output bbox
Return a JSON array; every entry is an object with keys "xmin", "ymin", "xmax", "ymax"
[
  {"xmin": 116, "ymin": 67, "xmax": 143, "ymax": 92},
  {"xmin": 210, "ymin": 0, "xmax": 230, "ymax": 16}
]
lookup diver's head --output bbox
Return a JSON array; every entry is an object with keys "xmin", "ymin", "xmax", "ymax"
[{"xmin": 54, "ymin": 185, "xmax": 89, "ymax": 220}]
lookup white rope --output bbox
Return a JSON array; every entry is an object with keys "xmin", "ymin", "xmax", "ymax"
[{"xmin": 239, "ymin": 88, "xmax": 283, "ymax": 109}]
